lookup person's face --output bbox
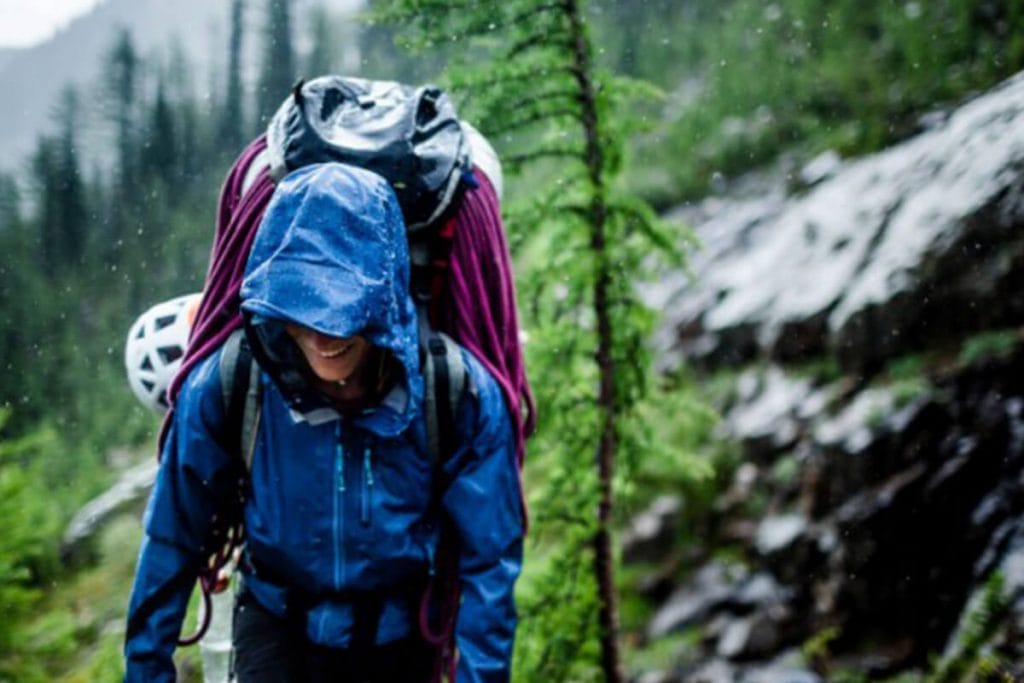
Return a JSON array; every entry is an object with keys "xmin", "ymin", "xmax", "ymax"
[{"xmin": 284, "ymin": 323, "xmax": 372, "ymax": 384}]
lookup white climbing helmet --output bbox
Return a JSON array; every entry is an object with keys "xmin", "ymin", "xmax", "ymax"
[
  {"xmin": 461, "ymin": 121, "xmax": 503, "ymax": 201},
  {"xmin": 124, "ymin": 293, "xmax": 202, "ymax": 414}
]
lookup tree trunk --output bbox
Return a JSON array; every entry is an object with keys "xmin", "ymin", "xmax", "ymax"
[{"xmin": 565, "ymin": 1, "xmax": 625, "ymax": 681}]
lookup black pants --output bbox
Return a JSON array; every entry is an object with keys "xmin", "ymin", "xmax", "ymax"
[{"xmin": 232, "ymin": 592, "xmax": 435, "ymax": 683}]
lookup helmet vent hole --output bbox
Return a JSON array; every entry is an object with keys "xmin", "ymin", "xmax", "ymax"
[
  {"xmin": 158, "ymin": 346, "xmax": 183, "ymax": 364},
  {"xmin": 141, "ymin": 356, "xmax": 154, "ymax": 371},
  {"xmin": 141, "ymin": 380, "xmax": 155, "ymax": 392},
  {"xmin": 135, "ymin": 326, "xmax": 145, "ymax": 339},
  {"xmin": 154, "ymin": 315, "xmax": 176, "ymax": 331}
]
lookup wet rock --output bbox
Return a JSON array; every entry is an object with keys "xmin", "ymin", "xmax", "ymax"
[
  {"xmin": 623, "ymin": 495, "xmax": 684, "ymax": 564},
  {"xmin": 730, "ymin": 573, "xmax": 793, "ymax": 611},
  {"xmin": 721, "ymin": 518, "xmax": 758, "ymax": 546},
  {"xmin": 740, "ymin": 665, "xmax": 822, "ymax": 683},
  {"xmin": 654, "ymin": 71, "xmax": 1024, "ymax": 372},
  {"xmin": 716, "ymin": 612, "xmax": 783, "ymax": 660},
  {"xmin": 648, "ymin": 562, "xmax": 750, "ymax": 639},
  {"xmin": 635, "ymin": 672, "xmax": 675, "ymax": 683},
  {"xmin": 755, "ymin": 514, "xmax": 808, "ymax": 557},
  {"xmin": 681, "ymin": 659, "xmax": 736, "ymax": 683},
  {"xmin": 636, "ymin": 552, "xmax": 685, "ymax": 603},
  {"xmin": 812, "ymin": 388, "xmax": 893, "ymax": 454},
  {"xmin": 640, "ymin": 75, "xmax": 1024, "ymax": 682},
  {"xmin": 62, "ymin": 458, "xmax": 157, "ymax": 563},
  {"xmin": 723, "ymin": 367, "xmax": 812, "ymax": 461},
  {"xmin": 716, "ymin": 463, "xmax": 760, "ymax": 514},
  {"xmin": 973, "ymin": 517, "xmax": 1021, "ymax": 579},
  {"xmin": 796, "ymin": 150, "xmax": 843, "ymax": 189},
  {"xmin": 945, "ymin": 522, "xmax": 1024, "ymax": 663}
]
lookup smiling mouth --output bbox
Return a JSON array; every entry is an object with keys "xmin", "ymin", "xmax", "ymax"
[{"xmin": 317, "ymin": 342, "xmax": 354, "ymax": 359}]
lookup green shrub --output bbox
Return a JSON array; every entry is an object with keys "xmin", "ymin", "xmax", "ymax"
[
  {"xmin": 958, "ymin": 329, "xmax": 1021, "ymax": 366},
  {"xmin": 0, "ymin": 411, "xmax": 64, "ymax": 678}
]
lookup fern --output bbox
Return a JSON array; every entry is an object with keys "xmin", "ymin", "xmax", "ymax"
[{"xmin": 929, "ymin": 572, "xmax": 1011, "ymax": 683}]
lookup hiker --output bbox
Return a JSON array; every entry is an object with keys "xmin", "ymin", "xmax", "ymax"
[{"xmin": 123, "ymin": 162, "xmax": 525, "ymax": 682}]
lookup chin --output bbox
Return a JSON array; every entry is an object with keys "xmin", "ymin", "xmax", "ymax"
[{"xmin": 309, "ymin": 362, "xmax": 355, "ymax": 384}]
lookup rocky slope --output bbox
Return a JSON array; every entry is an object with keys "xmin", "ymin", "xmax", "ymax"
[
  {"xmin": 649, "ymin": 71, "xmax": 1024, "ymax": 375},
  {"xmin": 632, "ymin": 71, "xmax": 1024, "ymax": 681}
]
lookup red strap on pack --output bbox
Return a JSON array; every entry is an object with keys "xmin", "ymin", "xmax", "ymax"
[{"xmin": 427, "ymin": 216, "xmax": 459, "ymax": 327}]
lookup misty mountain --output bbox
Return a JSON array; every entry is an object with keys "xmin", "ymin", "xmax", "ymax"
[
  {"xmin": 0, "ymin": 0, "xmax": 361, "ymax": 173},
  {"xmin": 0, "ymin": 47, "xmax": 23, "ymax": 73}
]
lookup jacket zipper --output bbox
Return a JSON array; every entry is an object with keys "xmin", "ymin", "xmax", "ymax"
[
  {"xmin": 425, "ymin": 535, "xmax": 436, "ymax": 577},
  {"xmin": 361, "ymin": 446, "xmax": 374, "ymax": 526},
  {"xmin": 334, "ymin": 424, "xmax": 346, "ymax": 591}
]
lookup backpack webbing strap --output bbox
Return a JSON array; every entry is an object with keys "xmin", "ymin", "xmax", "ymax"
[
  {"xmin": 419, "ymin": 317, "xmax": 468, "ymax": 467},
  {"xmin": 219, "ymin": 329, "xmax": 262, "ymax": 472},
  {"xmin": 409, "ymin": 214, "xmax": 459, "ymax": 327}
]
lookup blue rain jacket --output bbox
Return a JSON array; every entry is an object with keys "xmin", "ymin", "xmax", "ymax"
[{"xmin": 124, "ymin": 163, "xmax": 524, "ymax": 682}]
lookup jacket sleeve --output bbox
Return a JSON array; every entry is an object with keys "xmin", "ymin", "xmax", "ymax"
[
  {"xmin": 124, "ymin": 356, "xmax": 238, "ymax": 682},
  {"xmin": 441, "ymin": 357, "xmax": 525, "ymax": 683}
]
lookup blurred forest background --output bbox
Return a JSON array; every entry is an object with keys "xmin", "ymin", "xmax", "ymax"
[{"xmin": 1, "ymin": 0, "xmax": 1023, "ymax": 680}]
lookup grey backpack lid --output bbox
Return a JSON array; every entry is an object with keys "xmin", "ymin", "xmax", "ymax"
[{"xmin": 266, "ymin": 76, "xmax": 470, "ymax": 231}]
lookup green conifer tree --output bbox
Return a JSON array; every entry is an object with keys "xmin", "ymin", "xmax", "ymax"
[
  {"xmin": 220, "ymin": 0, "xmax": 247, "ymax": 151},
  {"xmin": 141, "ymin": 76, "xmax": 176, "ymax": 184},
  {"xmin": 256, "ymin": 0, "xmax": 296, "ymax": 127},
  {"xmin": 29, "ymin": 136, "xmax": 60, "ymax": 276},
  {"xmin": 304, "ymin": 3, "xmax": 336, "ymax": 77},
  {"xmin": 376, "ymin": 2, "xmax": 680, "ymax": 680},
  {"xmin": 53, "ymin": 86, "xmax": 87, "ymax": 267},
  {"xmin": 104, "ymin": 29, "xmax": 141, "ymax": 198}
]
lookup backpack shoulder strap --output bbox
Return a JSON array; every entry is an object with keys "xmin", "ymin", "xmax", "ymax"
[
  {"xmin": 219, "ymin": 328, "xmax": 262, "ymax": 472},
  {"xmin": 421, "ymin": 329, "xmax": 469, "ymax": 467}
]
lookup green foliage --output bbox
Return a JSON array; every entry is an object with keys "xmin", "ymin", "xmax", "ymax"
[
  {"xmin": 0, "ymin": 411, "xmax": 64, "ymax": 678},
  {"xmin": 927, "ymin": 572, "xmax": 1011, "ymax": 683},
  {"xmin": 791, "ymin": 356, "xmax": 843, "ymax": 385},
  {"xmin": 770, "ymin": 453, "xmax": 801, "ymax": 488},
  {"xmin": 884, "ymin": 355, "xmax": 930, "ymax": 408},
  {"xmin": 624, "ymin": 629, "xmax": 701, "ymax": 678},
  {"xmin": 3, "ymin": 1, "xmax": 1020, "ymax": 679},
  {"xmin": 607, "ymin": 0, "xmax": 1024, "ymax": 203},
  {"xmin": 801, "ymin": 625, "xmax": 840, "ymax": 672},
  {"xmin": 374, "ymin": 1, "xmax": 696, "ymax": 679},
  {"xmin": 0, "ymin": 21, "xmax": 250, "ymax": 680},
  {"xmin": 305, "ymin": 3, "xmax": 341, "ymax": 76},
  {"xmin": 617, "ymin": 381, "xmax": 717, "ymax": 514},
  {"xmin": 219, "ymin": 0, "xmax": 247, "ymax": 150},
  {"xmin": 256, "ymin": 0, "xmax": 297, "ymax": 127},
  {"xmin": 958, "ymin": 329, "xmax": 1021, "ymax": 366},
  {"xmin": 0, "ymin": 512, "xmax": 147, "ymax": 682}
]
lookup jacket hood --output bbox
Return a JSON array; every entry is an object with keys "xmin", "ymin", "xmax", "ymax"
[{"xmin": 239, "ymin": 162, "xmax": 421, "ymax": 422}]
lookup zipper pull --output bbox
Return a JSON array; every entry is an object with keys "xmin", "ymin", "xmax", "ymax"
[
  {"xmin": 336, "ymin": 425, "xmax": 346, "ymax": 493},
  {"xmin": 365, "ymin": 447, "xmax": 375, "ymax": 489},
  {"xmin": 361, "ymin": 446, "xmax": 373, "ymax": 526}
]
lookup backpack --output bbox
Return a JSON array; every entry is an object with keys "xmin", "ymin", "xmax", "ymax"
[
  {"xmin": 170, "ymin": 76, "xmax": 532, "ymax": 683},
  {"xmin": 228, "ymin": 74, "xmax": 474, "ymax": 486}
]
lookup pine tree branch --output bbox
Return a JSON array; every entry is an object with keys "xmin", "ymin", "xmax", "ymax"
[
  {"xmin": 506, "ymin": 1, "xmax": 573, "ymax": 29},
  {"xmin": 458, "ymin": 1, "xmax": 571, "ymax": 37},
  {"xmin": 502, "ymin": 107, "xmax": 582, "ymax": 133},
  {"xmin": 452, "ymin": 63, "xmax": 576, "ymax": 92},
  {"xmin": 507, "ymin": 34, "xmax": 575, "ymax": 60},
  {"xmin": 504, "ymin": 146, "xmax": 584, "ymax": 168},
  {"xmin": 484, "ymin": 90, "xmax": 581, "ymax": 122},
  {"xmin": 607, "ymin": 201, "xmax": 678, "ymax": 258},
  {"xmin": 378, "ymin": 0, "xmax": 503, "ymax": 19}
]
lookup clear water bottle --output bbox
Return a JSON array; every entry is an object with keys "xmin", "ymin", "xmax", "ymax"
[{"xmin": 200, "ymin": 589, "xmax": 235, "ymax": 683}]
